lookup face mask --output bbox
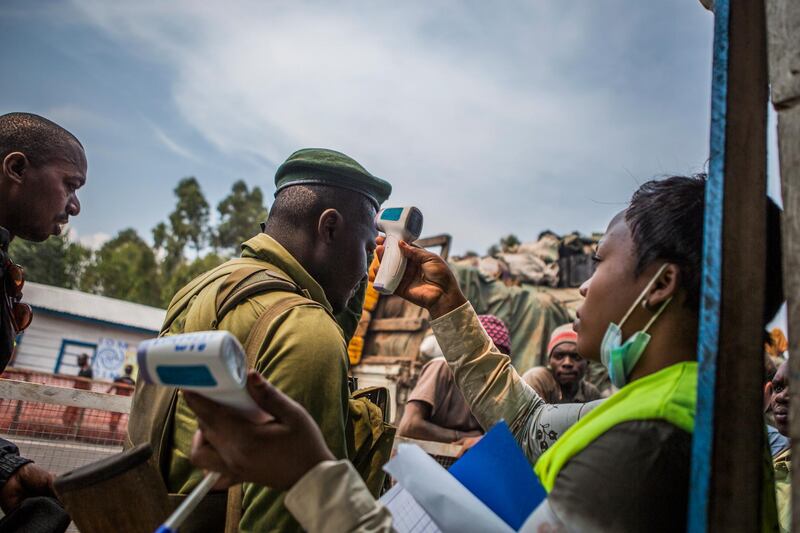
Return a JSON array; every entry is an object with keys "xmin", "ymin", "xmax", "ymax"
[{"xmin": 600, "ymin": 264, "xmax": 672, "ymax": 388}]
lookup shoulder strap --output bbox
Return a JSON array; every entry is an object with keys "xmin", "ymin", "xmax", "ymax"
[
  {"xmin": 224, "ymin": 485, "xmax": 243, "ymax": 533},
  {"xmin": 242, "ymin": 294, "xmax": 322, "ymax": 367},
  {"xmin": 224, "ymin": 293, "xmax": 323, "ymax": 532},
  {"xmin": 215, "ymin": 269, "xmax": 309, "ymax": 324},
  {"xmin": 162, "ymin": 257, "xmax": 273, "ymax": 335}
]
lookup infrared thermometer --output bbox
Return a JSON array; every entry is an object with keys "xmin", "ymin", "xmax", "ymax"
[
  {"xmin": 137, "ymin": 331, "xmax": 269, "ymax": 423},
  {"xmin": 374, "ymin": 206, "xmax": 423, "ymax": 295}
]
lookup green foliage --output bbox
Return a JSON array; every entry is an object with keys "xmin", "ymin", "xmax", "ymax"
[
  {"xmin": 214, "ymin": 180, "xmax": 269, "ymax": 252},
  {"xmin": 81, "ymin": 229, "xmax": 161, "ymax": 306},
  {"xmin": 9, "ymin": 234, "xmax": 91, "ymax": 289},
  {"xmin": 158, "ymin": 253, "xmax": 227, "ymax": 307},
  {"xmin": 168, "ymin": 177, "xmax": 210, "ymax": 258},
  {"xmin": 152, "ymin": 221, "xmax": 182, "ymax": 278},
  {"xmin": 487, "ymin": 244, "xmax": 501, "ymax": 257},
  {"xmin": 11, "ymin": 179, "xmax": 271, "ymax": 309}
]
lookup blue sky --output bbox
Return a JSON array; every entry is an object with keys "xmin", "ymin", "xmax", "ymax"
[{"xmin": 0, "ymin": 1, "xmax": 781, "ymax": 255}]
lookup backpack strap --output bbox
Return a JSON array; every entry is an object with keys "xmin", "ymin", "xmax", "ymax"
[
  {"xmin": 161, "ymin": 258, "xmax": 274, "ymax": 335},
  {"xmin": 215, "ymin": 269, "xmax": 309, "ymax": 325},
  {"xmin": 224, "ymin": 486, "xmax": 243, "ymax": 533},
  {"xmin": 242, "ymin": 294, "xmax": 321, "ymax": 366},
  {"xmin": 223, "ymin": 292, "xmax": 324, "ymax": 532}
]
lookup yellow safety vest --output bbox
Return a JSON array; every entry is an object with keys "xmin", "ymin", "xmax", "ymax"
[{"xmin": 535, "ymin": 361, "xmax": 697, "ymax": 492}]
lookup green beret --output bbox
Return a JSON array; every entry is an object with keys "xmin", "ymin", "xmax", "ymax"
[{"xmin": 274, "ymin": 148, "xmax": 392, "ymax": 209}]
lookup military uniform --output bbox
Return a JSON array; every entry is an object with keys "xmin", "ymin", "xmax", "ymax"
[
  {"xmin": 127, "ymin": 148, "xmax": 391, "ymax": 533},
  {"xmin": 167, "ymin": 233, "xmax": 353, "ymax": 532}
]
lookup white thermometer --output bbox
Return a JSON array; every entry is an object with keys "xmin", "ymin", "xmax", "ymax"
[
  {"xmin": 137, "ymin": 330, "xmax": 269, "ymax": 423},
  {"xmin": 374, "ymin": 207, "xmax": 423, "ymax": 295}
]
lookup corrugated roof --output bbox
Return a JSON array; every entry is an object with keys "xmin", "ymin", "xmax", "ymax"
[{"xmin": 23, "ymin": 282, "xmax": 166, "ymax": 332}]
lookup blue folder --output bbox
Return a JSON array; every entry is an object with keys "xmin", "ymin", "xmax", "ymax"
[{"xmin": 448, "ymin": 421, "xmax": 547, "ymax": 530}]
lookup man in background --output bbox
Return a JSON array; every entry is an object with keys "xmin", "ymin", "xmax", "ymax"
[
  {"xmin": 107, "ymin": 364, "xmax": 135, "ymax": 434},
  {"xmin": 767, "ymin": 360, "xmax": 791, "ymax": 532},
  {"xmin": 63, "ymin": 353, "xmax": 93, "ymax": 428},
  {"xmin": 0, "ymin": 111, "xmax": 87, "ymax": 532},
  {"xmin": 398, "ymin": 315, "xmax": 511, "ymax": 443},
  {"xmin": 522, "ymin": 323, "xmax": 602, "ymax": 403}
]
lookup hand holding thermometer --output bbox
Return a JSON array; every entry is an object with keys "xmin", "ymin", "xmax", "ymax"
[
  {"xmin": 374, "ymin": 207, "xmax": 423, "ymax": 295},
  {"xmin": 137, "ymin": 331, "xmax": 270, "ymax": 533}
]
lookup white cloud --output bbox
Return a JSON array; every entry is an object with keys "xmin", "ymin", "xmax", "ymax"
[
  {"xmin": 67, "ymin": 226, "xmax": 111, "ymax": 250},
  {"xmin": 68, "ymin": 0, "xmax": 714, "ymax": 253},
  {"xmin": 148, "ymin": 121, "xmax": 202, "ymax": 162}
]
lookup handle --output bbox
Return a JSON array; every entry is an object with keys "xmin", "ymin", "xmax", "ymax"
[{"xmin": 374, "ymin": 235, "xmax": 406, "ymax": 295}]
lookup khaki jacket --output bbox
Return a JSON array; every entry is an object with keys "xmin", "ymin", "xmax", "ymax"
[{"xmin": 166, "ymin": 234, "xmax": 350, "ymax": 533}]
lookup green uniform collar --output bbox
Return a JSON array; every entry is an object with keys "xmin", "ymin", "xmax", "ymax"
[{"xmin": 240, "ymin": 233, "xmax": 333, "ymax": 314}]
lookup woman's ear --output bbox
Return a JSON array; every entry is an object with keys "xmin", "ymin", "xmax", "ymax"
[{"xmin": 647, "ymin": 263, "xmax": 680, "ymax": 307}]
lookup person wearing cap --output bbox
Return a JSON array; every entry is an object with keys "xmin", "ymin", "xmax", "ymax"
[
  {"xmin": 126, "ymin": 148, "xmax": 391, "ymax": 533},
  {"xmin": 398, "ymin": 315, "xmax": 511, "ymax": 444},
  {"xmin": 522, "ymin": 324, "xmax": 602, "ymax": 404}
]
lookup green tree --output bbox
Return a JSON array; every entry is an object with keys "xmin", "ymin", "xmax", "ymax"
[
  {"xmin": 152, "ymin": 221, "xmax": 184, "ymax": 278},
  {"xmin": 9, "ymin": 234, "xmax": 91, "ymax": 290},
  {"xmin": 81, "ymin": 228, "xmax": 162, "ymax": 306},
  {"xmin": 159, "ymin": 253, "xmax": 226, "ymax": 307},
  {"xmin": 169, "ymin": 177, "xmax": 210, "ymax": 258},
  {"xmin": 487, "ymin": 244, "xmax": 501, "ymax": 257},
  {"xmin": 214, "ymin": 180, "xmax": 269, "ymax": 252}
]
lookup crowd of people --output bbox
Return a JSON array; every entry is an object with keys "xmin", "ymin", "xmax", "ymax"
[{"xmin": 0, "ymin": 111, "xmax": 790, "ymax": 532}]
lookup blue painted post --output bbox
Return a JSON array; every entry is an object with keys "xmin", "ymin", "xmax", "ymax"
[
  {"xmin": 687, "ymin": 1, "xmax": 729, "ymax": 531},
  {"xmin": 688, "ymin": 0, "xmax": 770, "ymax": 530}
]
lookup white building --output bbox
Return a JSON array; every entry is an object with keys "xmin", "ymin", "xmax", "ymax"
[{"xmin": 11, "ymin": 282, "xmax": 166, "ymax": 380}]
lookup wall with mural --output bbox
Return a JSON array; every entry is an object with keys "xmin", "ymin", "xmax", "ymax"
[{"xmin": 12, "ymin": 310, "xmax": 157, "ymax": 381}]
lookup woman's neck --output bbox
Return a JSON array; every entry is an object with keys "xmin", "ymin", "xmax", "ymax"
[{"xmin": 627, "ymin": 317, "xmax": 698, "ymax": 383}]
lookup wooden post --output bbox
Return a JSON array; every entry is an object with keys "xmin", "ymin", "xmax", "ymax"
[
  {"xmin": 688, "ymin": 0, "xmax": 769, "ymax": 531},
  {"xmin": 766, "ymin": 0, "xmax": 800, "ymax": 529},
  {"xmin": 54, "ymin": 444, "xmax": 171, "ymax": 533}
]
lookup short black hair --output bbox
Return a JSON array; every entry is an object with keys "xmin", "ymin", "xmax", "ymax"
[
  {"xmin": 266, "ymin": 184, "xmax": 375, "ymax": 234},
  {"xmin": 626, "ymin": 175, "xmax": 784, "ymax": 323},
  {"xmin": 0, "ymin": 112, "xmax": 82, "ymax": 167},
  {"xmin": 625, "ymin": 174, "xmax": 706, "ymax": 311}
]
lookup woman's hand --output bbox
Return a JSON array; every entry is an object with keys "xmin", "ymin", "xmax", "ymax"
[
  {"xmin": 184, "ymin": 372, "xmax": 335, "ymax": 491},
  {"xmin": 376, "ymin": 237, "xmax": 467, "ymax": 319}
]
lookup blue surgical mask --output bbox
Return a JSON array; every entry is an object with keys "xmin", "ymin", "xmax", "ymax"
[{"xmin": 600, "ymin": 264, "xmax": 672, "ymax": 388}]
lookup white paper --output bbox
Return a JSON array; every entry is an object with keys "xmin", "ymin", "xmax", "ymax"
[
  {"xmin": 380, "ymin": 484, "xmax": 442, "ymax": 533},
  {"xmin": 384, "ymin": 444, "xmax": 515, "ymax": 533},
  {"xmin": 518, "ymin": 499, "xmax": 564, "ymax": 532}
]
